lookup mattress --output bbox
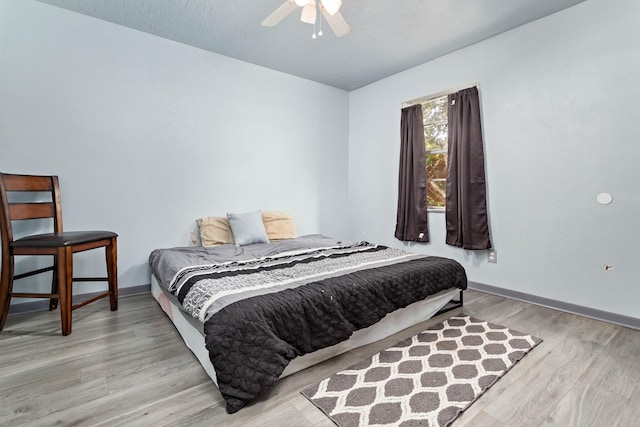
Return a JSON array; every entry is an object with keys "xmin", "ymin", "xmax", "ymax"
[
  {"xmin": 148, "ymin": 235, "xmax": 466, "ymax": 412},
  {"xmin": 151, "ymin": 275, "xmax": 460, "ymax": 386}
]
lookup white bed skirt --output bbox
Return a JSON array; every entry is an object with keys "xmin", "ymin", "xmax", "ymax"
[{"xmin": 150, "ymin": 275, "xmax": 459, "ymax": 386}]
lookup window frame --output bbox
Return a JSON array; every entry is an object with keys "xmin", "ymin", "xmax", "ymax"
[{"xmin": 403, "ymin": 83, "xmax": 478, "ymax": 214}]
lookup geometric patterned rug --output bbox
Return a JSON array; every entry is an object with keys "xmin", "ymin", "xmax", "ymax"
[{"xmin": 301, "ymin": 315, "xmax": 542, "ymax": 427}]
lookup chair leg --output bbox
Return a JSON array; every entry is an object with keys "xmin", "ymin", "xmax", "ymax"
[
  {"xmin": 107, "ymin": 237, "xmax": 118, "ymax": 312},
  {"xmin": 0, "ymin": 255, "xmax": 14, "ymax": 331},
  {"xmin": 49, "ymin": 255, "xmax": 59, "ymax": 311},
  {"xmin": 58, "ymin": 247, "xmax": 73, "ymax": 336}
]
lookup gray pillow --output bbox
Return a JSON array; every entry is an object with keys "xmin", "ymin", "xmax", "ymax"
[{"xmin": 226, "ymin": 211, "xmax": 270, "ymax": 246}]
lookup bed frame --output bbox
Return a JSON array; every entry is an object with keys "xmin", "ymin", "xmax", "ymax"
[{"xmin": 435, "ymin": 289, "xmax": 463, "ymax": 315}]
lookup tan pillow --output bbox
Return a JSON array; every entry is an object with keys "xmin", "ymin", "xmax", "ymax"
[
  {"xmin": 196, "ymin": 216, "xmax": 234, "ymax": 246},
  {"xmin": 262, "ymin": 211, "xmax": 296, "ymax": 240}
]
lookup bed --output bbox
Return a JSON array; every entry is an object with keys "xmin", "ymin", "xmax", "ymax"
[{"xmin": 148, "ymin": 233, "xmax": 467, "ymax": 413}]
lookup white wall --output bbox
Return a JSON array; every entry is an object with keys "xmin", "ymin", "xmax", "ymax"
[
  {"xmin": 0, "ymin": 0, "xmax": 349, "ymax": 300},
  {"xmin": 348, "ymin": 0, "xmax": 640, "ymax": 318},
  {"xmin": 3, "ymin": 0, "xmax": 639, "ymax": 320}
]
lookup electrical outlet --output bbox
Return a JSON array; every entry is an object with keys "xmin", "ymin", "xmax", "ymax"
[{"xmin": 488, "ymin": 249, "xmax": 497, "ymax": 263}]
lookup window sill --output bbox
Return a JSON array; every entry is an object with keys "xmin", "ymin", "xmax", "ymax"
[{"xmin": 427, "ymin": 208, "xmax": 445, "ymax": 213}]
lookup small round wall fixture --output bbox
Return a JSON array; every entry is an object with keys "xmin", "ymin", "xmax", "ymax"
[{"xmin": 596, "ymin": 192, "xmax": 613, "ymax": 205}]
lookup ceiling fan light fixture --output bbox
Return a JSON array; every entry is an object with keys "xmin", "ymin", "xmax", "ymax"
[
  {"xmin": 294, "ymin": 0, "xmax": 311, "ymax": 6},
  {"xmin": 320, "ymin": 0, "xmax": 341, "ymax": 16},
  {"xmin": 300, "ymin": 2, "xmax": 317, "ymax": 24},
  {"xmin": 262, "ymin": 0, "xmax": 350, "ymax": 38}
]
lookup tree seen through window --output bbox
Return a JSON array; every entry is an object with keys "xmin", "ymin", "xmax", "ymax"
[{"xmin": 421, "ymin": 95, "xmax": 448, "ymax": 208}]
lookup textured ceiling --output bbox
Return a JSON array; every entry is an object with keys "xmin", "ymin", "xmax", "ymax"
[{"xmin": 36, "ymin": 0, "xmax": 587, "ymax": 90}]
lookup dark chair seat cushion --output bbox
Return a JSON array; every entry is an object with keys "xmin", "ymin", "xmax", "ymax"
[{"xmin": 11, "ymin": 231, "xmax": 118, "ymax": 248}]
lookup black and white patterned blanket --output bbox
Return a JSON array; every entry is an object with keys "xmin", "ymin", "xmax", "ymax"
[{"xmin": 149, "ymin": 237, "xmax": 467, "ymax": 414}]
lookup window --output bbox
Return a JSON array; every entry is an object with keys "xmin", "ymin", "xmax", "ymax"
[{"xmin": 421, "ymin": 95, "xmax": 448, "ymax": 209}]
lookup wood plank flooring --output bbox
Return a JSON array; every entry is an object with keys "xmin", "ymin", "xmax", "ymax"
[{"xmin": 1, "ymin": 290, "xmax": 639, "ymax": 426}]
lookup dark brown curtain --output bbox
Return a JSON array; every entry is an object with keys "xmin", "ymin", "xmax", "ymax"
[
  {"xmin": 446, "ymin": 87, "xmax": 491, "ymax": 249},
  {"xmin": 395, "ymin": 104, "xmax": 429, "ymax": 242}
]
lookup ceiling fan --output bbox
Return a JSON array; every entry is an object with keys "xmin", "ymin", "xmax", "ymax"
[{"xmin": 261, "ymin": 0, "xmax": 351, "ymax": 38}]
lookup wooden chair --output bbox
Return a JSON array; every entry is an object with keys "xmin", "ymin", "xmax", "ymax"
[{"xmin": 0, "ymin": 172, "xmax": 118, "ymax": 336}]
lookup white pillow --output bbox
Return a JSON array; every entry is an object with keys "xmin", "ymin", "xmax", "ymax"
[{"xmin": 226, "ymin": 211, "xmax": 270, "ymax": 246}]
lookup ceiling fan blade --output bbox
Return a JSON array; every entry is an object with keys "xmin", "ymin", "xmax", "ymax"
[
  {"xmin": 261, "ymin": 1, "xmax": 298, "ymax": 27},
  {"xmin": 321, "ymin": 9, "xmax": 350, "ymax": 37},
  {"xmin": 300, "ymin": 2, "xmax": 317, "ymax": 24}
]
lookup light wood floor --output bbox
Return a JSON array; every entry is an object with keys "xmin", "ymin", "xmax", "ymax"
[{"xmin": 1, "ymin": 289, "xmax": 639, "ymax": 426}]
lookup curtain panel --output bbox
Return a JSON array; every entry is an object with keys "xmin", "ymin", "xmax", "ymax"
[
  {"xmin": 395, "ymin": 104, "xmax": 429, "ymax": 243},
  {"xmin": 446, "ymin": 87, "xmax": 491, "ymax": 249}
]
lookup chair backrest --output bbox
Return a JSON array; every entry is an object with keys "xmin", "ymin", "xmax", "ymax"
[{"xmin": 0, "ymin": 173, "xmax": 64, "ymax": 250}]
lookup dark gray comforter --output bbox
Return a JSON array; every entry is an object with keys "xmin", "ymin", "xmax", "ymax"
[{"xmin": 149, "ymin": 235, "xmax": 467, "ymax": 414}]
